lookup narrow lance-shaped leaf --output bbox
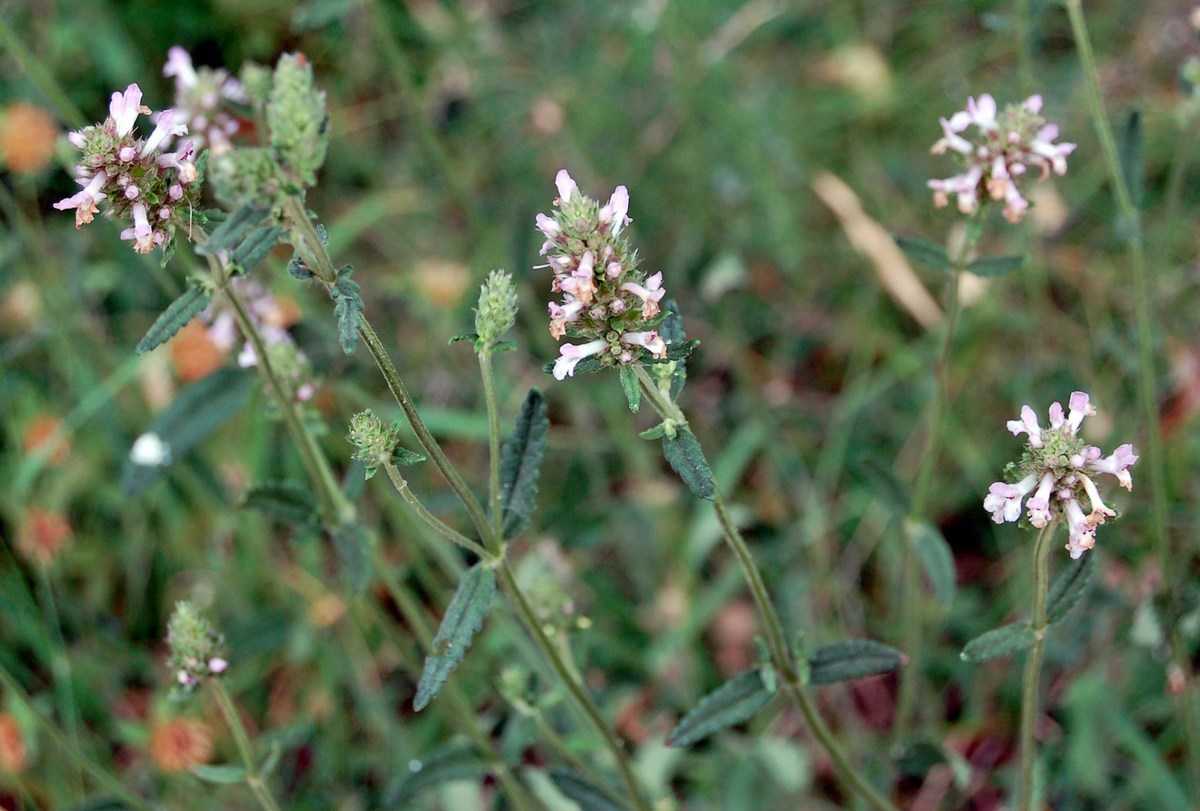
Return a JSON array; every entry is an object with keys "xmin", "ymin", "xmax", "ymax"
[
  {"xmin": 662, "ymin": 428, "xmax": 715, "ymax": 501},
  {"xmin": 331, "ymin": 523, "xmax": 370, "ymax": 594},
  {"xmin": 197, "ymin": 203, "xmax": 269, "ymax": 255},
  {"xmin": 910, "ymin": 521, "xmax": 956, "ymax": 606},
  {"xmin": 1120, "ymin": 109, "xmax": 1144, "ymax": 210},
  {"xmin": 331, "ymin": 265, "xmax": 363, "ymax": 354},
  {"xmin": 548, "ymin": 769, "xmax": 627, "ymax": 811},
  {"xmin": 894, "ymin": 235, "xmax": 953, "ymax": 272},
  {"xmin": 232, "ymin": 225, "xmax": 285, "ymax": 272},
  {"xmin": 966, "ymin": 254, "xmax": 1026, "ymax": 277},
  {"xmin": 808, "ymin": 640, "xmax": 904, "ymax": 684},
  {"xmin": 135, "ymin": 285, "xmax": 212, "ymax": 354},
  {"xmin": 382, "ymin": 743, "xmax": 490, "ymax": 807},
  {"xmin": 619, "ymin": 364, "xmax": 640, "ymax": 413},
  {"xmin": 1047, "ymin": 552, "xmax": 1096, "ymax": 625},
  {"xmin": 666, "ymin": 669, "xmax": 775, "ymax": 747},
  {"xmin": 414, "ymin": 563, "xmax": 496, "ymax": 711},
  {"xmin": 243, "ymin": 481, "xmax": 319, "ymax": 526},
  {"xmin": 499, "ymin": 389, "xmax": 549, "ymax": 539},
  {"xmin": 190, "ymin": 763, "xmax": 248, "ymax": 784},
  {"xmin": 960, "ymin": 622, "xmax": 1035, "ymax": 663}
]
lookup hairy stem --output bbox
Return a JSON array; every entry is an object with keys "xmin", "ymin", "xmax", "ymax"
[
  {"xmin": 382, "ymin": 461, "xmax": 490, "ymax": 558},
  {"xmin": 633, "ymin": 364, "xmax": 896, "ymax": 811},
  {"xmin": 211, "ymin": 679, "xmax": 283, "ymax": 811},
  {"xmin": 1017, "ymin": 522, "xmax": 1055, "ymax": 811},
  {"xmin": 479, "ymin": 349, "xmax": 504, "ymax": 539}
]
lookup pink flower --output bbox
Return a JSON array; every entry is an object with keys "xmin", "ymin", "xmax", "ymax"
[
  {"xmin": 548, "ymin": 298, "xmax": 585, "ymax": 339},
  {"xmin": 1063, "ymin": 498, "xmax": 1097, "ymax": 559},
  {"xmin": 536, "ymin": 212, "xmax": 561, "ymax": 238},
  {"xmin": 120, "ymin": 202, "xmax": 155, "ymax": 253},
  {"xmin": 53, "ymin": 172, "xmax": 108, "ymax": 227},
  {"xmin": 163, "ymin": 46, "xmax": 199, "ymax": 88},
  {"xmin": 984, "ymin": 474, "xmax": 1038, "ymax": 524},
  {"xmin": 599, "ymin": 185, "xmax": 631, "ymax": 235},
  {"xmin": 620, "ymin": 330, "xmax": 666, "ymax": 359},
  {"xmin": 620, "ymin": 272, "xmax": 666, "ymax": 318},
  {"xmin": 1089, "ymin": 444, "xmax": 1138, "ymax": 490},
  {"xmin": 1007, "ymin": 404, "xmax": 1045, "ymax": 447},
  {"xmin": 140, "ymin": 109, "xmax": 188, "ymax": 158},
  {"xmin": 555, "ymin": 169, "xmax": 578, "ymax": 203},
  {"xmin": 109, "ymin": 84, "xmax": 148, "ymax": 138},
  {"xmin": 553, "ymin": 340, "xmax": 607, "ymax": 380}
]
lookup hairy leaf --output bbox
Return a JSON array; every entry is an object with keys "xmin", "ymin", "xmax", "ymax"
[
  {"xmin": 198, "ymin": 203, "xmax": 269, "ymax": 255},
  {"xmin": 414, "ymin": 563, "xmax": 496, "ymax": 711},
  {"xmin": 663, "ymin": 428, "xmax": 715, "ymax": 501},
  {"xmin": 966, "ymin": 254, "xmax": 1026, "ymax": 277},
  {"xmin": 243, "ymin": 481, "xmax": 319, "ymax": 526},
  {"xmin": 1048, "ymin": 552, "xmax": 1096, "ymax": 625},
  {"xmin": 548, "ymin": 769, "xmax": 626, "ymax": 811},
  {"xmin": 667, "ymin": 669, "xmax": 775, "ymax": 747},
  {"xmin": 809, "ymin": 640, "xmax": 904, "ymax": 684},
  {"xmin": 331, "ymin": 523, "xmax": 370, "ymax": 594},
  {"xmin": 391, "ymin": 447, "xmax": 426, "ymax": 467},
  {"xmin": 382, "ymin": 743, "xmax": 489, "ymax": 806},
  {"xmin": 331, "ymin": 265, "xmax": 363, "ymax": 354},
  {"xmin": 499, "ymin": 389, "xmax": 549, "ymax": 539},
  {"xmin": 619, "ymin": 364, "xmax": 640, "ymax": 413},
  {"xmin": 232, "ymin": 225, "xmax": 285, "ymax": 272},
  {"xmin": 894, "ymin": 235, "xmax": 952, "ymax": 272},
  {"xmin": 911, "ymin": 521, "xmax": 956, "ymax": 606},
  {"xmin": 135, "ymin": 285, "xmax": 212, "ymax": 355},
  {"xmin": 960, "ymin": 622, "xmax": 1034, "ymax": 663}
]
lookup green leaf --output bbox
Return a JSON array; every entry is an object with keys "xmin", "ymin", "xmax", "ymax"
[
  {"xmin": 259, "ymin": 741, "xmax": 283, "ymax": 776},
  {"xmin": 662, "ymin": 428, "xmax": 715, "ymax": 501},
  {"xmin": 856, "ymin": 457, "xmax": 910, "ymax": 513},
  {"xmin": 243, "ymin": 481, "xmax": 319, "ymax": 526},
  {"xmin": 190, "ymin": 763, "xmax": 248, "ymax": 784},
  {"xmin": 390, "ymin": 447, "xmax": 426, "ymax": 467},
  {"xmin": 1048, "ymin": 552, "xmax": 1096, "ymax": 625},
  {"xmin": 666, "ymin": 669, "xmax": 775, "ymax": 747},
  {"xmin": 548, "ymin": 769, "xmax": 626, "ymax": 811},
  {"xmin": 894, "ymin": 235, "xmax": 952, "ymax": 272},
  {"xmin": 809, "ymin": 640, "xmax": 904, "ymax": 684},
  {"xmin": 121, "ymin": 368, "xmax": 253, "ymax": 496},
  {"xmin": 1120, "ymin": 109, "xmax": 1144, "ymax": 209},
  {"xmin": 61, "ymin": 800, "xmax": 132, "ymax": 811},
  {"xmin": 619, "ymin": 364, "xmax": 640, "ymax": 413},
  {"xmin": 382, "ymin": 743, "xmax": 489, "ymax": 806},
  {"xmin": 232, "ymin": 225, "xmax": 285, "ymax": 272},
  {"xmin": 135, "ymin": 285, "xmax": 212, "ymax": 355},
  {"xmin": 499, "ymin": 389, "xmax": 549, "ymax": 539},
  {"xmin": 449, "ymin": 333, "xmax": 479, "ymax": 345},
  {"xmin": 659, "ymin": 298, "xmax": 687, "ymax": 344},
  {"xmin": 910, "ymin": 521, "xmax": 956, "ymax": 606},
  {"xmin": 966, "ymin": 254, "xmax": 1026, "ymax": 277},
  {"xmin": 331, "ymin": 265, "xmax": 363, "ymax": 354},
  {"xmin": 331, "ymin": 523, "xmax": 370, "ymax": 593},
  {"xmin": 414, "ymin": 563, "xmax": 496, "ymax": 711},
  {"xmin": 198, "ymin": 203, "xmax": 269, "ymax": 255},
  {"xmin": 541, "ymin": 353, "xmax": 608, "ymax": 377},
  {"xmin": 639, "ymin": 423, "xmax": 668, "ymax": 441},
  {"xmin": 287, "ymin": 253, "xmax": 314, "ymax": 280},
  {"xmin": 960, "ymin": 622, "xmax": 1034, "ymax": 663}
]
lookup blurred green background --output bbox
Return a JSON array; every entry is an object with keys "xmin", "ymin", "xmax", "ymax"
[{"xmin": 2, "ymin": 0, "xmax": 1200, "ymax": 808}]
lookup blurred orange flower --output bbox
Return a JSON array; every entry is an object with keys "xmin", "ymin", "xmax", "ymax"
[
  {"xmin": 17, "ymin": 507, "xmax": 73, "ymax": 566},
  {"xmin": 0, "ymin": 102, "xmax": 57, "ymax": 174},
  {"xmin": 170, "ymin": 320, "xmax": 225, "ymax": 382},
  {"xmin": 149, "ymin": 717, "xmax": 213, "ymax": 773},
  {"xmin": 0, "ymin": 713, "xmax": 26, "ymax": 773},
  {"xmin": 22, "ymin": 415, "xmax": 70, "ymax": 465}
]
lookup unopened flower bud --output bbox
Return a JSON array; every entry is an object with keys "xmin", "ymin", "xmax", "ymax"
[
  {"xmin": 348, "ymin": 409, "xmax": 401, "ymax": 479},
  {"xmin": 266, "ymin": 53, "xmax": 328, "ymax": 189},
  {"xmin": 166, "ymin": 601, "xmax": 226, "ymax": 698},
  {"xmin": 474, "ymin": 269, "xmax": 519, "ymax": 348}
]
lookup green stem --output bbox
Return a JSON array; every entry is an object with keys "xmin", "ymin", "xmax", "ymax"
[
  {"xmin": 0, "ymin": 665, "xmax": 150, "ymax": 811},
  {"xmin": 382, "ymin": 461, "xmax": 490, "ymax": 559},
  {"xmin": 36, "ymin": 567, "xmax": 84, "ymax": 799},
  {"xmin": 210, "ymin": 679, "xmax": 283, "ymax": 811},
  {"xmin": 1017, "ymin": 521, "xmax": 1055, "ymax": 811},
  {"xmin": 478, "ymin": 349, "xmax": 504, "ymax": 539},
  {"xmin": 894, "ymin": 220, "xmax": 979, "ymax": 740},
  {"xmin": 0, "ymin": 15, "xmax": 86, "ymax": 129},
  {"xmin": 632, "ymin": 365, "xmax": 895, "ymax": 811},
  {"xmin": 495, "ymin": 560, "xmax": 652, "ymax": 811}
]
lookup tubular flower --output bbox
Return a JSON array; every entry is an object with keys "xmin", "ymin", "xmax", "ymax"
[
  {"xmin": 928, "ymin": 93, "xmax": 1075, "ymax": 223},
  {"xmin": 537, "ymin": 169, "xmax": 673, "ymax": 380},
  {"xmin": 984, "ymin": 391, "xmax": 1138, "ymax": 559},
  {"xmin": 54, "ymin": 82, "xmax": 202, "ymax": 253},
  {"xmin": 163, "ymin": 46, "xmax": 245, "ymax": 155}
]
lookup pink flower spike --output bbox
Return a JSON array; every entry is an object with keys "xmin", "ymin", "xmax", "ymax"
[
  {"xmin": 163, "ymin": 46, "xmax": 198, "ymax": 88},
  {"xmin": 555, "ymin": 169, "xmax": 577, "ymax": 203},
  {"xmin": 553, "ymin": 339, "xmax": 607, "ymax": 380},
  {"xmin": 109, "ymin": 84, "xmax": 147, "ymax": 137},
  {"xmin": 1007, "ymin": 405, "xmax": 1044, "ymax": 447},
  {"xmin": 1090, "ymin": 443, "xmax": 1138, "ymax": 490},
  {"xmin": 1066, "ymin": 391, "xmax": 1094, "ymax": 434}
]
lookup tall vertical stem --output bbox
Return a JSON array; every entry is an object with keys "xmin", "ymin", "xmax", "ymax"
[
  {"xmin": 211, "ymin": 679, "xmax": 283, "ymax": 811},
  {"xmin": 478, "ymin": 349, "xmax": 504, "ymax": 539},
  {"xmin": 1017, "ymin": 521, "xmax": 1055, "ymax": 811}
]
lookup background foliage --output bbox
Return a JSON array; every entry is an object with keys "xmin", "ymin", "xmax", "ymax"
[{"xmin": 2, "ymin": 0, "xmax": 1199, "ymax": 808}]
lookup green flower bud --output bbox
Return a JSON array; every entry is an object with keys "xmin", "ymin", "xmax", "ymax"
[
  {"xmin": 267, "ymin": 53, "xmax": 328, "ymax": 190},
  {"xmin": 348, "ymin": 409, "xmax": 401, "ymax": 479},
  {"xmin": 166, "ymin": 601, "xmax": 227, "ymax": 699},
  {"xmin": 474, "ymin": 270, "xmax": 519, "ymax": 349},
  {"xmin": 208, "ymin": 147, "xmax": 283, "ymax": 212},
  {"xmin": 239, "ymin": 62, "xmax": 274, "ymax": 110}
]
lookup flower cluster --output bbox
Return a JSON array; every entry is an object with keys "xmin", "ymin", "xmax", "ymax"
[
  {"xmin": 928, "ymin": 94, "xmax": 1075, "ymax": 223},
  {"xmin": 537, "ymin": 170, "xmax": 669, "ymax": 380},
  {"xmin": 984, "ymin": 392, "xmax": 1138, "ymax": 559},
  {"xmin": 165, "ymin": 601, "xmax": 227, "ymax": 697},
  {"xmin": 203, "ymin": 278, "xmax": 315, "ymax": 402},
  {"xmin": 163, "ymin": 46, "xmax": 245, "ymax": 156},
  {"xmin": 54, "ymin": 84, "xmax": 201, "ymax": 253}
]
